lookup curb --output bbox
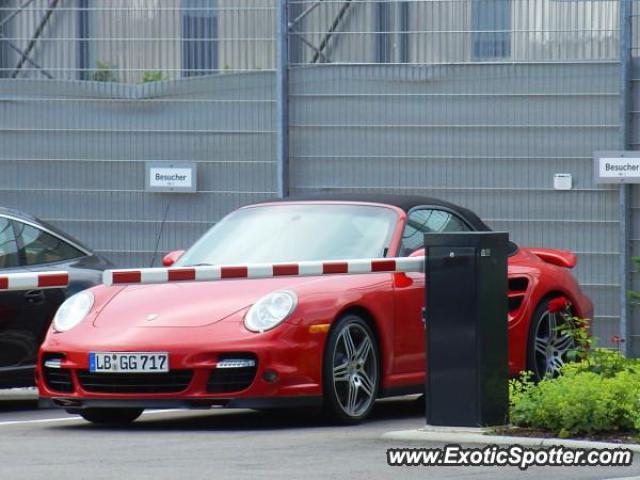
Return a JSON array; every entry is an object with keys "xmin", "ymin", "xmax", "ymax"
[{"xmin": 381, "ymin": 428, "xmax": 640, "ymax": 453}]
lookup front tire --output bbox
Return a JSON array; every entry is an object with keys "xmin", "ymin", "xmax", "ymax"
[
  {"xmin": 527, "ymin": 299, "xmax": 575, "ymax": 380},
  {"xmin": 322, "ymin": 314, "xmax": 379, "ymax": 424},
  {"xmin": 77, "ymin": 408, "xmax": 143, "ymax": 425}
]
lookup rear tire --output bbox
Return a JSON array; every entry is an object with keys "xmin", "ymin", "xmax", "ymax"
[
  {"xmin": 322, "ymin": 314, "xmax": 379, "ymax": 424},
  {"xmin": 526, "ymin": 298, "xmax": 575, "ymax": 380},
  {"xmin": 78, "ymin": 408, "xmax": 143, "ymax": 425}
]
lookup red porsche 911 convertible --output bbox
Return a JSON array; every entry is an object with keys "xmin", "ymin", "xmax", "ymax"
[{"xmin": 37, "ymin": 194, "xmax": 593, "ymax": 425}]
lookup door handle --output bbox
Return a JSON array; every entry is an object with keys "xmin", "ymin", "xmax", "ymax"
[{"xmin": 24, "ymin": 290, "xmax": 45, "ymax": 304}]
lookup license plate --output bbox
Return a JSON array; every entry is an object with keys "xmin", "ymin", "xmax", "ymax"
[{"xmin": 89, "ymin": 352, "xmax": 169, "ymax": 373}]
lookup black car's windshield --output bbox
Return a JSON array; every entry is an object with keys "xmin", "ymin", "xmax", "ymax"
[{"xmin": 176, "ymin": 204, "xmax": 398, "ymax": 266}]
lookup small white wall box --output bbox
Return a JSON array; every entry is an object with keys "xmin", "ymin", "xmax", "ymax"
[{"xmin": 553, "ymin": 173, "xmax": 573, "ymax": 190}]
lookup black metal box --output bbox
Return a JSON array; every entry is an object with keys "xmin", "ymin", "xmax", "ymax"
[{"xmin": 424, "ymin": 232, "xmax": 509, "ymax": 427}]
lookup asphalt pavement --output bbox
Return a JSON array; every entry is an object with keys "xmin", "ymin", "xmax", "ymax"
[{"xmin": 0, "ymin": 394, "xmax": 638, "ymax": 480}]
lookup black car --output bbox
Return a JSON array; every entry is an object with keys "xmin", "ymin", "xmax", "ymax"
[{"xmin": 0, "ymin": 208, "xmax": 112, "ymax": 387}]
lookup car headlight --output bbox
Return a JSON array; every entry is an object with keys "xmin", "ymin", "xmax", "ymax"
[
  {"xmin": 244, "ymin": 290, "xmax": 297, "ymax": 333},
  {"xmin": 53, "ymin": 291, "xmax": 94, "ymax": 333}
]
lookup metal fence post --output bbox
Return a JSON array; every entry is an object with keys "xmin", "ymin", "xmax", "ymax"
[
  {"xmin": 276, "ymin": 0, "xmax": 290, "ymax": 198},
  {"xmin": 620, "ymin": 0, "xmax": 632, "ymax": 356}
]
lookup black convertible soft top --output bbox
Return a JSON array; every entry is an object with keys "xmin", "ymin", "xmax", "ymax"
[{"xmin": 258, "ymin": 193, "xmax": 492, "ymax": 232}]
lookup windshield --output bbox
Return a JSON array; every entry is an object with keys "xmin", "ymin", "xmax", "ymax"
[{"xmin": 176, "ymin": 203, "xmax": 398, "ymax": 266}]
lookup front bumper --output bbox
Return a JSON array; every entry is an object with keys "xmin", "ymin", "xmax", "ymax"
[{"xmin": 37, "ymin": 321, "xmax": 325, "ymax": 408}]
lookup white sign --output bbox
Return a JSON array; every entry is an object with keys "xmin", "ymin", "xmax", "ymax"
[
  {"xmin": 145, "ymin": 162, "xmax": 197, "ymax": 193},
  {"xmin": 149, "ymin": 168, "xmax": 193, "ymax": 188},
  {"xmin": 599, "ymin": 158, "xmax": 640, "ymax": 178},
  {"xmin": 594, "ymin": 152, "xmax": 640, "ymax": 184}
]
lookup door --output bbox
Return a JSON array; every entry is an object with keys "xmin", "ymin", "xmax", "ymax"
[
  {"xmin": 0, "ymin": 217, "xmax": 37, "ymax": 369},
  {"xmin": 13, "ymin": 221, "xmax": 84, "ymax": 353},
  {"xmin": 393, "ymin": 208, "xmax": 472, "ymax": 375}
]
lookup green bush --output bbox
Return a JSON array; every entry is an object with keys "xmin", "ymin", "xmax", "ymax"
[
  {"xmin": 91, "ymin": 61, "xmax": 117, "ymax": 82},
  {"xmin": 141, "ymin": 71, "xmax": 166, "ymax": 83},
  {"xmin": 509, "ymin": 349, "xmax": 640, "ymax": 436}
]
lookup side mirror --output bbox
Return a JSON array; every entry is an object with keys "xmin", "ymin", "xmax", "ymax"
[
  {"xmin": 409, "ymin": 248, "xmax": 425, "ymax": 257},
  {"xmin": 162, "ymin": 250, "xmax": 185, "ymax": 267}
]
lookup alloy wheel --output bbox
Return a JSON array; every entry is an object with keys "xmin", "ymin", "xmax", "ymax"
[
  {"xmin": 331, "ymin": 323, "xmax": 377, "ymax": 418},
  {"xmin": 532, "ymin": 309, "xmax": 575, "ymax": 378}
]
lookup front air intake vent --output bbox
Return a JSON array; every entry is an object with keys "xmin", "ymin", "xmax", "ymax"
[
  {"xmin": 207, "ymin": 354, "xmax": 258, "ymax": 393},
  {"xmin": 42, "ymin": 354, "xmax": 73, "ymax": 393},
  {"xmin": 77, "ymin": 370, "xmax": 193, "ymax": 394}
]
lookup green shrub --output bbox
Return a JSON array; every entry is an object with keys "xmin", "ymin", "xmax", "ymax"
[
  {"xmin": 91, "ymin": 61, "xmax": 117, "ymax": 82},
  {"xmin": 570, "ymin": 348, "xmax": 640, "ymax": 378},
  {"xmin": 141, "ymin": 71, "xmax": 166, "ymax": 83},
  {"xmin": 509, "ymin": 350, "xmax": 640, "ymax": 436}
]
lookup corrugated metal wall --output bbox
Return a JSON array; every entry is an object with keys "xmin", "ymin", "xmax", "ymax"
[
  {"xmin": 0, "ymin": 0, "xmax": 634, "ymax": 350},
  {"xmin": 288, "ymin": 63, "xmax": 622, "ymax": 347},
  {"xmin": 0, "ymin": 75, "xmax": 276, "ymax": 267}
]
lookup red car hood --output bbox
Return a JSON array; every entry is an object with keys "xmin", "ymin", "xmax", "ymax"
[{"xmin": 92, "ymin": 277, "xmax": 320, "ymax": 328}]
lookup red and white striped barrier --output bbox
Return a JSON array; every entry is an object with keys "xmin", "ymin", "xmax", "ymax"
[
  {"xmin": 0, "ymin": 271, "xmax": 69, "ymax": 291},
  {"xmin": 102, "ymin": 257, "xmax": 425, "ymax": 287}
]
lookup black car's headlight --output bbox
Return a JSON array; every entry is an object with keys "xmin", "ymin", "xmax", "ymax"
[
  {"xmin": 244, "ymin": 290, "xmax": 297, "ymax": 333},
  {"xmin": 53, "ymin": 290, "xmax": 94, "ymax": 332}
]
